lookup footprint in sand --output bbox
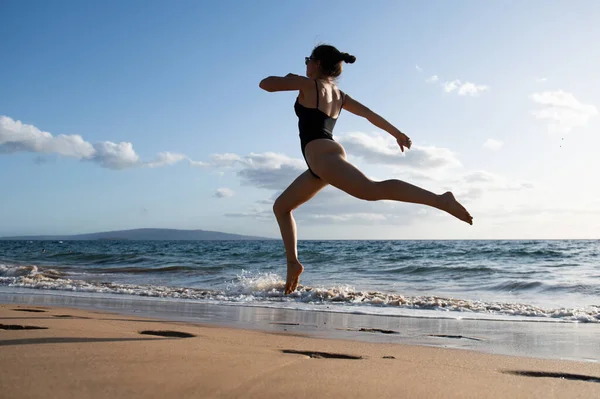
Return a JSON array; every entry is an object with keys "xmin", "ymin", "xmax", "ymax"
[
  {"xmin": 357, "ymin": 328, "xmax": 399, "ymax": 335},
  {"xmin": 0, "ymin": 324, "xmax": 48, "ymax": 330},
  {"xmin": 428, "ymin": 334, "xmax": 483, "ymax": 341},
  {"xmin": 52, "ymin": 315, "xmax": 89, "ymax": 319},
  {"xmin": 282, "ymin": 349, "xmax": 362, "ymax": 360},
  {"xmin": 503, "ymin": 370, "xmax": 600, "ymax": 384},
  {"xmin": 139, "ymin": 330, "xmax": 196, "ymax": 338}
]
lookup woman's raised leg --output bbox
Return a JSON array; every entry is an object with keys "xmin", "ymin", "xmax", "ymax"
[{"xmin": 309, "ymin": 152, "xmax": 473, "ymax": 224}]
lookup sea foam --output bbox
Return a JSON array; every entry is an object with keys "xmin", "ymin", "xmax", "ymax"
[{"xmin": 1, "ymin": 264, "xmax": 598, "ymax": 323}]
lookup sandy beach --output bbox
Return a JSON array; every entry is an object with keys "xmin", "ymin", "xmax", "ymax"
[{"xmin": 1, "ymin": 303, "xmax": 599, "ymax": 398}]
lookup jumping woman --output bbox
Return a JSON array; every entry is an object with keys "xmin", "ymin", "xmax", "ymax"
[{"xmin": 259, "ymin": 44, "xmax": 473, "ymax": 295}]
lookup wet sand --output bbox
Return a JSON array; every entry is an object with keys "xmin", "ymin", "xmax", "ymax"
[{"xmin": 1, "ymin": 303, "xmax": 599, "ymax": 398}]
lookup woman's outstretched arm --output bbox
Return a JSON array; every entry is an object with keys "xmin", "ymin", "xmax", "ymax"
[
  {"xmin": 259, "ymin": 73, "xmax": 312, "ymax": 93},
  {"xmin": 343, "ymin": 95, "xmax": 412, "ymax": 152}
]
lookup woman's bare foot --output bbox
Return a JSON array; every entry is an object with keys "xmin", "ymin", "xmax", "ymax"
[
  {"xmin": 438, "ymin": 192, "xmax": 473, "ymax": 225},
  {"xmin": 285, "ymin": 261, "xmax": 304, "ymax": 295}
]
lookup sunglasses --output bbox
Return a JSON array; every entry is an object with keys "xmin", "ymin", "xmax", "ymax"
[{"xmin": 305, "ymin": 56, "xmax": 313, "ymax": 65}]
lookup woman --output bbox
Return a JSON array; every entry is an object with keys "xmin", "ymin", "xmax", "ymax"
[{"xmin": 259, "ymin": 44, "xmax": 473, "ymax": 295}]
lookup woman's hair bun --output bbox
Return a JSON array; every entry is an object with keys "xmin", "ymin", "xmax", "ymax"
[{"xmin": 341, "ymin": 52, "xmax": 356, "ymax": 64}]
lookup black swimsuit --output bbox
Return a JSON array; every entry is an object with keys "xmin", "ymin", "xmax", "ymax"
[{"xmin": 294, "ymin": 80, "xmax": 345, "ymax": 179}]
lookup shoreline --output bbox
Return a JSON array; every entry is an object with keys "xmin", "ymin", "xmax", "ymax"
[
  {"xmin": 1, "ymin": 302, "xmax": 599, "ymax": 398},
  {"xmin": 1, "ymin": 288, "xmax": 599, "ymax": 363}
]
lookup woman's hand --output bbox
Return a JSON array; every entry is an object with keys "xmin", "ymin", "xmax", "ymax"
[{"xmin": 396, "ymin": 133, "xmax": 412, "ymax": 152}]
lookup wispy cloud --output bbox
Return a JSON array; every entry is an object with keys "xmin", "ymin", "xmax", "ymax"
[
  {"xmin": 203, "ymin": 151, "xmax": 305, "ymax": 190},
  {"xmin": 423, "ymin": 72, "xmax": 488, "ymax": 96},
  {"xmin": 189, "ymin": 159, "xmax": 209, "ymax": 167},
  {"xmin": 304, "ymin": 212, "xmax": 387, "ymax": 223},
  {"xmin": 415, "ymin": 64, "xmax": 423, "ymax": 73},
  {"xmin": 233, "ymin": 153, "xmax": 304, "ymax": 190},
  {"xmin": 146, "ymin": 152, "xmax": 188, "ymax": 168},
  {"xmin": 208, "ymin": 153, "xmax": 243, "ymax": 167},
  {"xmin": 0, "ymin": 115, "xmax": 202, "ymax": 170},
  {"xmin": 483, "ymin": 138, "xmax": 503, "ymax": 150},
  {"xmin": 212, "ymin": 134, "xmax": 534, "ymax": 225},
  {"xmin": 337, "ymin": 132, "xmax": 461, "ymax": 169},
  {"xmin": 214, "ymin": 188, "xmax": 235, "ymax": 198},
  {"xmin": 536, "ymin": 78, "xmax": 547, "ymax": 83},
  {"xmin": 530, "ymin": 91, "xmax": 598, "ymax": 133},
  {"xmin": 208, "ymin": 132, "xmax": 461, "ymax": 195},
  {"xmin": 443, "ymin": 80, "xmax": 489, "ymax": 96},
  {"xmin": 226, "ymin": 185, "xmax": 424, "ymax": 226},
  {"xmin": 224, "ymin": 208, "xmax": 272, "ymax": 220},
  {"xmin": 207, "ymin": 133, "xmax": 462, "ymax": 224},
  {"xmin": 457, "ymin": 170, "xmax": 534, "ymax": 200},
  {"xmin": 457, "ymin": 82, "xmax": 489, "ymax": 96}
]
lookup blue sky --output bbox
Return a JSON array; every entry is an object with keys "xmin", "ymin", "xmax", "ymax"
[{"xmin": 1, "ymin": 0, "xmax": 599, "ymax": 239}]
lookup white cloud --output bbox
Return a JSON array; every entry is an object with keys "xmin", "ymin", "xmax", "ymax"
[
  {"xmin": 302, "ymin": 168, "xmax": 532, "ymax": 223},
  {"xmin": 443, "ymin": 80, "xmax": 460, "ymax": 93},
  {"xmin": 426, "ymin": 75, "xmax": 439, "ymax": 83},
  {"xmin": 207, "ymin": 151, "xmax": 305, "ymax": 190},
  {"xmin": 146, "ymin": 152, "xmax": 188, "ymax": 168},
  {"xmin": 337, "ymin": 132, "xmax": 461, "ymax": 169},
  {"xmin": 399, "ymin": 170, "xmax": 436, "ymax": 182},
  {"xmin": 208, "ymin": 132, "xmax": 468, "ymax": 226},
  {"xmin": 457, "ymin": 82, "xmax": 489, "ymax": 96},
  {"xmin": 305, "ymin": 212, "xmax": 387, "ymax": 223},
  {"xmin": 530, "ymin": 91, "xmax": 598, "ymax": 133},
  {"xmin": 415, "ymin": 65, "xmax": 423, "ymax": 73},
  {"xmin": 0, "ymin": 115, "xmax": 95, "ymax": 158},
  {"xmin": 462, "ymin": 170, "xmax": 499, "ymax": 184},
  {"xmin": 236, "ymin": 153, "xmax": 305, "ymax": 190},
  {"xmin": 0, "ymin": 115, "xmax": 142, "ymax": 170},
  {"xmin": 456, "ymin": 170, "xmax": 534, "ymax": 201},
  {"xmin": 225, "ymin": 208, "xmax": 272, "ymax": 220},
  {"xmin": 189, "ymin": 160, "xmax": 210, "ymax": 167},
  {"xmin": 0, "ymin": 115, "xmax": 203, "ymax": 170},
  {"xmin": 485, "ymin": 204, "xmax": 600, "ymax": 219},
  {"xmin": 483, "ymin": 138, "xmax": 503, "ymax": 150},
  {"xmin": 89, "ymin": 141, "xmax": 140, "ymax": 169},
  {"xmin": 205, "ymin": 133, "xmax": 528, "ymax": 226},
  {"xmin": 536, "ymin": 78, "xmax": 547, "ymax": 83},
  {"xmin": 241, "ymin": 152, "xmax": 304, "ymax": 169},
  {"xmin": 442, "ymin": 80, "xmax": 489, "ymax": 96},
  {"xmin": 209, "ymin": 153, "xmax": 243, "ymax": 167},
  {"xmin": 212, "ymin": 139, "xmax": 464, "ymax": 226},
  {"xmin": 214, "ymin": 187, "xmax": 235, "ymax": 198},
  {"xmin": 226, "ymin": 185, "xmax": 424, "ymax": 226}
]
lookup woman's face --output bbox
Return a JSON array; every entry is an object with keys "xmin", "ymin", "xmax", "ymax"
[{"xmin": 305, "ymin": 55, "xmax": 320, "ymax": 78}]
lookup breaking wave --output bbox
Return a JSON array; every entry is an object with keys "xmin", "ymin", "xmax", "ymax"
[{"xmin": 1, "ymin": 264, "xmax": 598, "ymax": 323}]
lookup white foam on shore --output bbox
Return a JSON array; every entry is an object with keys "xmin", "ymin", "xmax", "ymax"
[{"xmin": 1, "ymin": 264, "xmax": 598, "ymax": 323}]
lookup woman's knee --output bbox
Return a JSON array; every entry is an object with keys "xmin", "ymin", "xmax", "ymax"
[{"xmin": 272, "ymin": 196, "xmax": 290, "ymax": 216}]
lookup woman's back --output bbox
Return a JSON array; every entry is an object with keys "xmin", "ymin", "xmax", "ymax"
[{"xmin": 296, "ymin": 79, "xmax": 344, "ymax": 120}]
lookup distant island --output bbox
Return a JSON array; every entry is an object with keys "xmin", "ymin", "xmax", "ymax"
[{"xmin": 0, "ymin": 228, "xmax": 272, "ymax": 241}]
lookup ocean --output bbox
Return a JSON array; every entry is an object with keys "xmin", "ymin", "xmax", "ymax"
[{"xmin": 1, "ymin": 239, "xmax": 598, "ymax": 324}]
